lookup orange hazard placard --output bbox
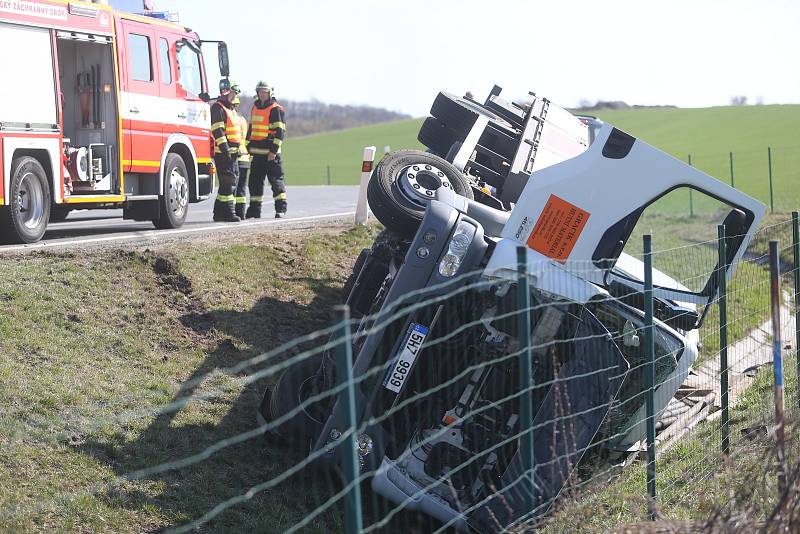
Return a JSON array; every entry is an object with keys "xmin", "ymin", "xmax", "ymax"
[{"xmin": 526, "ymin": 195, "xmax": 590, "ymax": 263}]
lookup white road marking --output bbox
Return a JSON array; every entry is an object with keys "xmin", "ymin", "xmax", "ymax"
[{"xmin": 0, "ymin": 211, "xmax": 357, "ymax": 253}]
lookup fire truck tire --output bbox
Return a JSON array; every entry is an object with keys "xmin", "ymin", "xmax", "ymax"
[
  {"xmin": 0, "ymin": 156, "xmax": 50, "ymax": 244},
  {"xmin": 367, "ymin": 150, "xmax": 472, "ymax": 238},
  {"xmin": 154, "ymin": 154, "xmax": 189, "ymax": 229},
  {"xmin": 417, "ymin": 117, "xmax": 463, "ymax": 157}
]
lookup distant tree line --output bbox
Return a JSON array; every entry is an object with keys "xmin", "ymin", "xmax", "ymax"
[{"xmin": 235, "ymin": 95, "xmax": 411, "ymax": 137}]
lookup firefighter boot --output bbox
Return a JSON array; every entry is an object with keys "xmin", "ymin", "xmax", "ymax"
[
  {"xmin": 275, "ymin": 197, "xmax": 287, "ymax": 218},
  {"xmin": 234, "ymin": 202, "xmax": 246, "ymax": 220},
  {"xmin": 245, "ymin": 201, "xmax": 262, "ymax": 219},
  {"xmin": 213, "ymin": 200, "xmax": 241, "ymax": 222}
]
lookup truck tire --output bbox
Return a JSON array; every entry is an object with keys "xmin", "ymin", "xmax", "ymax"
[
  {"xmin": 0, "ymin": 156, "xmax": 50, "ymax": 244},
  {"xmin": 267, "ymin": 354, "xmax": 329, "ymax": 446},
  {"xmin": 430, "ymin": 92, "xmax": 503, "ymax": 132},
  {"xmin": 367, "ymin": 150, "xmax": 473, "ymax": 238},
  {"xmin": 154, "ymin": 154, "xmax": 189, "ymax": 229},
  {"xmin": 417, "ymin": 117, "xmax": 464, "ymax": 157},
  {"xmin": 342, "ymin": 248, "xmax": 370, "ymax": 302}
]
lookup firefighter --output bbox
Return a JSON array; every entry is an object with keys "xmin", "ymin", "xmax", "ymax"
[
  {"xmin": 210, "ymin": 79, "xmax": 242, "ymax": 222},
  {"xmin": 232, "ymin": 92, "xmax": 250, "ymax": 220},
  {"xmin": 245, "ymin": 81, "xmax": 287, "ymax": 218}
]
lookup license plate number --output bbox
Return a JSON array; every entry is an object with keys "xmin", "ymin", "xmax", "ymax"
[{"xmin": 383, "ymin": 323, "xmax": 429, "ymax": 393}]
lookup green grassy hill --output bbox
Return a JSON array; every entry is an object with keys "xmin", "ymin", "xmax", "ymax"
[
  {"xmin": 282, "ymin": 104, "xmax": 800, "ymax": 211},
  {"xmin": 282, "ymin": 119, "xmax": 424, "ymax": 186}
]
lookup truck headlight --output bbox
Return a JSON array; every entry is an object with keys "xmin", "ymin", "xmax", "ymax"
[{"xmin": 438, "ymin": 221, "xmax": 476, "ymax": 277}]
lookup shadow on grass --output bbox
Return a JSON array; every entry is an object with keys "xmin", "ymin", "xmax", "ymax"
[
  {"xmin": 77, "ymin": 272, "xmax": 446, "ymax": 533},
  {"xmin": 78, "ymin": 277, "xmax": 349, "ymax": 533}
]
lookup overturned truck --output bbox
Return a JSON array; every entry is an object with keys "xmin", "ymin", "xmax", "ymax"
[{"xmin": 259, "ymin": 87, "xmax": 765, "ymax": 531}]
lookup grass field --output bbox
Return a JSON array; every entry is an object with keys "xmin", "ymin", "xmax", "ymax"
[
  {"xmin": 282, "ymin": 119, "xmax": 424, "ymax": 186},
  {"xmin": 283, "ymin": 104, "xmax": 800, "ymax": 213}
]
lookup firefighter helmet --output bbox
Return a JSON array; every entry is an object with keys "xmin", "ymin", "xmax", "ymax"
[
  {"xmin": 230, "ymin": 80, "xmax": 241, "ymax": 94},
  {"xmin": 255, "ymin": 80, "xmax": 273, "ymax": 95},
  {"xmin": 219, "ymin": 78, "xmax": 232, "ymax": 96}
]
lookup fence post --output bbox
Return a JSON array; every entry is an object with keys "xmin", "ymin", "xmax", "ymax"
[
  {"xmin": 643, "ymin": 235, "xmax": 657, "ymax": 520},
  {"xmin": 769, "ymin": 242, "xmax": 787, "ymax": 492},
  {"xmin": 768, "ymin": 147, "xmax": 774, "ymax": 213},
  {"xmin": 793, "ymin": 212, "xmax": 800, "ymax": 411},
  {"xmin": 516, "ymin": 246, "xmax": 536, "ymax": 514},
  {"xmin": 334, "ymin": 305, "xmax": 363, "ymax": 533},
  {"xmin": 718, "ymin": 225, "xmax": 730, "ymax": 455},
  {"xmin": 687, "ymin": 155, "xmax": 694, "ymax": 217},
  {"xmin": 729, "ymin": 151, "xmax": 735, "ymax": 188},
  {"xmin": 355, "ymin": 147, "xmax": 376, "ymax": 225}
]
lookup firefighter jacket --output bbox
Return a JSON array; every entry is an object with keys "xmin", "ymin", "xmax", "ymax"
[
  {"xmin": 236, "ymin": 114, "xmax": 250, "ymax": 163},
  {"xmin": 211, "ymin": 98, "xmax": 241, "ymax": 160},
  {"xmin": 246, "ymin": 97, "xmax": 285, "ymax": 156}
]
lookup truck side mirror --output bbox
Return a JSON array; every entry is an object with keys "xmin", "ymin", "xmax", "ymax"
[{"xmin": 218, "ymin": 41, "xmax": 230, "ymax": 78}]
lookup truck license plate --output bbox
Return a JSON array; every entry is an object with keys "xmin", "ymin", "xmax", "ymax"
[{"xmin": 383, "ymin": 323, "xmax": 429, "ymax": 393}]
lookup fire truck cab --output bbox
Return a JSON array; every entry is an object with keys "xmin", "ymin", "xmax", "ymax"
[{"xmin": 0, "ymin": 0, "xmax": 226, "ymax": 243}]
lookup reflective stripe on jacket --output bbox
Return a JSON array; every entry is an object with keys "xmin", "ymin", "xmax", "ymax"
[
  {"xmin": 211, "ymin": 101, "xmax": 241, "ymax": 156},
  {"xmin": 247, "ymin": 98, "xmax": 285, "ymax": 155}
]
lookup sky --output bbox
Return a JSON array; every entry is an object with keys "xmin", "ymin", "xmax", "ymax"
[{"xmin": 150, "ymin": 0, "xmax": 800, "ymax": 117}]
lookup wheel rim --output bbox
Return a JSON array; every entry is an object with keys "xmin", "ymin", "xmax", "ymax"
[
  {"xmin": 167, "ymin": 166, "xmax": 189, "ymax": 219},
  {"xmin": 17, "ymin": 171, "xmax": 45, "ymax": 230},
  {"xmin": 395, "ymin": 163, "xmax": 453, "ymax": 208}
]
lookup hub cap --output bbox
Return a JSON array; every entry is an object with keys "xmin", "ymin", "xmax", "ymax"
[
  {"xmin": 167, "ymin": 166, "xmax": 189, "ymax": 219},
  {"xmin": 396, "ymin": 163, "xmax": 453, "ymax": 207},
  {"xmin": 17, "ymin": 172, "xmax": 44, "ymax": 230}
]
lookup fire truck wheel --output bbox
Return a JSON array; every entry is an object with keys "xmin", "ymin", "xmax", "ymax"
[
  {"xmin": 154, "ymin": 154, "xmax": 189, "ymax": 229},
  {"xmin": 0, "ymin": 156, "xmax": 50, "ymax": 244},
  {"xmin": 417, "ymin": 116, "xmax": 463, "ymax": 157},
  {"xmin": 367, "ymin": 150, "xmax": 473, "ymax": 238}
]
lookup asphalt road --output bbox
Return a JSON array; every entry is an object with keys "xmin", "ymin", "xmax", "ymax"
[{"xmin": 0, "ymin": 185, "xmax": 363, "ymax": 252}]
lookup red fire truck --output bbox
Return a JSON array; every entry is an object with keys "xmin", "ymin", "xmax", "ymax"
[{"xmin": 0, "ymin": 0, "xmax": 229, "ymax": 243}]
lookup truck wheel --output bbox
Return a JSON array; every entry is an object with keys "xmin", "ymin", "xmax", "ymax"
[
  {"xmin": 430, "ymin": 92, "xmax": 505, "ymax": 132},
  {"xmin": 0, "ymin": 156, "xmax": 50, "ymax": 244},
  {"xmin": 417, "ymin": 117, "xmax": 464, "ymax": 157},
  {"xmin": 154, "ymin": 154, "xmax": 189, "ymax": 229},
  {"xmin": 367, "ymin": 150, "xmax": 473, "ymax": 238},
  {"xmin": 267, "ymin": 354, "xmax": 329, "ymax": 446},
  {"xmin": 343, "ymin": 248, "xmax": 370, "ymax": 302}
]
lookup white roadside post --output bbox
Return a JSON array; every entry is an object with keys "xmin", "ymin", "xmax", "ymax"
[{"xmin": 355, "ymin": 146, "xmax": 376, "ymax": 225}]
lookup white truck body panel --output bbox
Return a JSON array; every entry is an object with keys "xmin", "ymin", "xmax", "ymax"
[{"xmin": 0, "ymin": 21, "xmax": 57, "ymax": 127}]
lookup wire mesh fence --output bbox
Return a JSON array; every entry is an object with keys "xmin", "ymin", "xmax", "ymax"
[{"xmin": 1, "ymin": 214, "xmax": 798, "ymax": 533}]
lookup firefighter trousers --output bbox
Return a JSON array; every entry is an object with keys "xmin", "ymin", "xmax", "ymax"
[
  {"xmin": 213, "ymin": 156, "xmax": 240, "ymax": 221},
  {"xmin": 235, "ymin": 161, "xmax": 250, "ymax": 218},
  {"xmin": 247, "ymin": 154, "xmax": 286, "ymax": 218}
]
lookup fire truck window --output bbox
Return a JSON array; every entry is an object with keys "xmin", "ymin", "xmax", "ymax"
[
  {"xmin": 159, "ymin": 38, "xmax": 172, "ymax": 84},
  {"xmin": 129, "ymin": 33, "xmax": 153, "ymax": 82},
  {"xmin": 177, "ymin": 43, "xmax": 202, "ymax": 98}
]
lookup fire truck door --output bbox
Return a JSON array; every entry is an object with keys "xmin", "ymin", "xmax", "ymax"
[
  {"xmin": 162, "ymin": 34, "xmax": 211, "ymax": 161},
  {"xmin": 120, "ymin": 21, "xmax": 162, "ymax": 173}
]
